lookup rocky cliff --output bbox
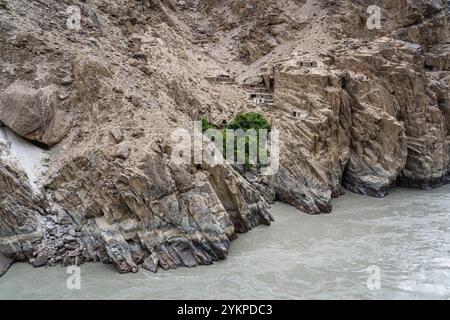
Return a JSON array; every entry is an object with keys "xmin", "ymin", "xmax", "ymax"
[{"xmin": 0, "ymin": 0, "xmax": 448, "ymax": 276}]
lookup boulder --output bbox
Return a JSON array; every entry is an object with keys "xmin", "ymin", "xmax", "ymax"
[
  {"xmin": 0, "ymin": 82, "xmax": 70, "ymax": 146},
  {"xmin": 115, "ymin": 144, "xmax": 130, "ymax": 159},
  {"xmin": 31, "ymin": 253, "xmax": 48, "ymax": 268},
  {"xmin": 142, "ymin": 253, "xmax": 159, "ymax": 273},
  {"xmin": 110, "ymin": 128, "xmax": 124, "ymax": 143}
]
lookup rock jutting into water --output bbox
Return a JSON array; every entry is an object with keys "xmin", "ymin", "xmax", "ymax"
[{"xmin": 0, "ymin": 0, "xmax": 449, "ymax": 276}]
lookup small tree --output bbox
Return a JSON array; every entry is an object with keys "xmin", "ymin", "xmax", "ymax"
[
  {"xmin": 200, "ymin": 118, "xmax": 217, "ymax": 132},
  {"xmin": 226, "ymin": 112, "xmax": 272, "ymax": 132},
  {"xmin": 226, "ymin": 112, "xmax": 271, "ymax": 171},
  {"xmin": 200, "ymin": 113, "xmax": 272, "ymax": 171}
]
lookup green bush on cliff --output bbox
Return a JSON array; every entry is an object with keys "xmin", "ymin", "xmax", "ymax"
[
  {"xmin": 201, "ymin": 113, "xmax": 272, "ymax": 171},
  {"xmin": 200, "ymin": 118, "xmax": 217, "ymax": 132},
  {"xmin": 226, "ymin": 112, "xmax": 271, "ymax": 171},
  {"xmin": 226, "ymin": 112, "xmax": 271, "ymax": 132}
]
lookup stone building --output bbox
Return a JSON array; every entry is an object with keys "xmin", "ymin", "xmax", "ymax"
[{"xmin": 248, "ymin": 92, "xmax": 274, "ymax": 105}]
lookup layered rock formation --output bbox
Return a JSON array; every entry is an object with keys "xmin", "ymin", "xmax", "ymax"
[{"xmin": 0, "ymin": 0, "xmax": 448, "ymax": 275}]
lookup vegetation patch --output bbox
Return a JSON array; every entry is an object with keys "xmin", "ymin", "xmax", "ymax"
[{"xmin": 201, "ymin": 112, "xmax": 272, "ymax": 171}]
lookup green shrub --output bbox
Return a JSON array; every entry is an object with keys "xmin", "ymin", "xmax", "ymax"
[
  {"xmin": 201, "ymin": 112, "xmax": 271, "ymax": 171},
  {"xmin": 226, "ymin": 112, "xmax": 271, "ymax": 132},
  {"xmin": 200, "ymin": 118, "xmax": 217, "ymax": 132},
  {"xmin": 226, "ymin": 113, "xmax": 271, "ymax": 171},
  {"xmin": 201, "ymin": 113, "xmax": 272, "ymax": 172}
]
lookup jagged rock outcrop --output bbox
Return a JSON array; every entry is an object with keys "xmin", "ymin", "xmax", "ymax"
[
  {"xmin": 0, "ymin": 128, "xmax": 47, "ymax": 268},
  {"xmin": 41, "ymin": 144, "xmax": 271, "ymax": 272},
  {"xmin": 271, "ymin": 66, "xmax": 352, "ymax": 212}
]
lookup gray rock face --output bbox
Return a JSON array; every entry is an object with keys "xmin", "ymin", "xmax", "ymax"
[
  {"xmin": 39, "ymin": 148, "xmax": 272, "ymax": 273},
  {"xmin": 142, "ymin": 253, "xmax": 159, "ymax": 273},
  {"xmin": 0, "ymin": 252, "xmax": 14, "ymax": 277},
  {"xmin": 0, "ymin": 138, "xmax": 46, "ymax": 262}
]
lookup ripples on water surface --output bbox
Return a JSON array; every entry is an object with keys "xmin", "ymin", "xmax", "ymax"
[{"xmin": 1, "ymin": 186, "xmax": 450, "ymax": 299}]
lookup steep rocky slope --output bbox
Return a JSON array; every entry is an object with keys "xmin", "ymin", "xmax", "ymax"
[{"xmin": 0, "ymin": 0, "xmax": 449, "ymax": 275}]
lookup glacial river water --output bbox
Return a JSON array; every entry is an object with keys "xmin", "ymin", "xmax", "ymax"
[{"xmin": 1, "ymin": 186, "xmax": 450, "ymax": 300}]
